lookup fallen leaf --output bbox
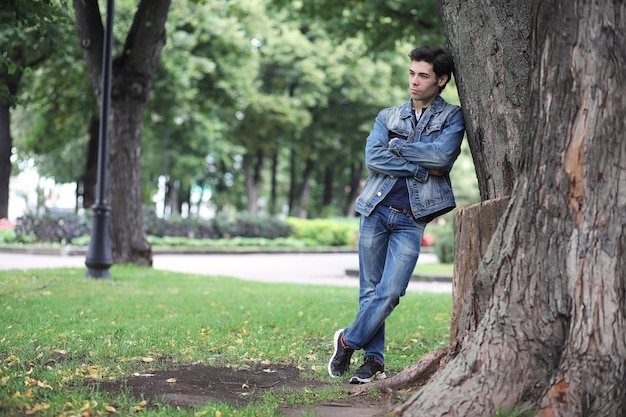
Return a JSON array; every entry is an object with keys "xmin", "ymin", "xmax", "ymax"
[
  {"xmin": 37, "ymin": 380, "xmax": 52, "ymax": 390},
  {"xmin": 166, "ymin": 378, "xmax": 177, "ymax": 383},
  {"xmin": 80, "ymin": 401, "xmax": 95, "ymax": 412},
  {"xmin": 24, "ymin": 378, "xmax": 35, "ymax": 387},
  {"xmin": 25, "ymin": 403, "xmax": 50, "ymax": 414},
  {"xmin": 134, "ymin": 400, "xmax": 147, "ymax": 412}
]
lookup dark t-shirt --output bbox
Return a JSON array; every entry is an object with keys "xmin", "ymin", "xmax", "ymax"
[{"xmin": 380, "ymin": 178, "xmax": 410, "ymax": 210}]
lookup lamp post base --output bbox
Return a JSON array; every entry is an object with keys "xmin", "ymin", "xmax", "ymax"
[
  {"xmin": 84, "ymin": 268, "xmax": 112, "ymax": 279},
  {"xmin": 84, "ymin": 203, "xmax": 113, "ymax": 279}
]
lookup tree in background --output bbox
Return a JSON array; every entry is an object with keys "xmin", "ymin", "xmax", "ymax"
[
  {"xmin": 6, "ymin": 0, "xmax": 473, "ymax": 237},
  {"xmin": 0, "ymin": 0, "xmax": 72, "ymax": 219},
  {"xmin": 141, "ymin": 0, "xmax": 263, "ymax": 217},
  {"xmin": 73, "ymin": 0, "xmax": 171, "ymax": 265},
  {"xmin": 268, "ymin": 0, "xmax": 449, "ymax": 218},
  {"xmin": 11, "ymin": 16, "xmax": 99, "ymax": 210},
  {"xmin": 140, "ymin": 1, "xmax": 413, "ymax": 218}
]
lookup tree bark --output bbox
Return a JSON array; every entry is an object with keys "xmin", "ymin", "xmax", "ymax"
[
  {"xmin": 73, "ymin": 0, "xmax": 171, "ymax": 265},
  {"xmin": 450, "ymin": 196, "xmax": 510, "ymax": 341},
  {"xmin": 392, "ymin": 1, "xmax": 626, "ymax": 415},
  {"xmin": 438, "ymin": 0, "xmax": 531, "ymax": 201}
]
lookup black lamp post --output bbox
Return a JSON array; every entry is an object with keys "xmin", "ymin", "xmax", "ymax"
[{"xmin": 85, "ymin": 0, "xmax": 114, "ymax": 279}]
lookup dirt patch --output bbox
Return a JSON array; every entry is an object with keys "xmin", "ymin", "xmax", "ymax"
[{"xmin": 92, "ymin": 363, "xmax": 395, "ymax": 416}]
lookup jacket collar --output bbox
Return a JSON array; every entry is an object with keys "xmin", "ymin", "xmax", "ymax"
[{"xmin": 401, "ymin": 95, "xmax": 445, "ymax": 120}]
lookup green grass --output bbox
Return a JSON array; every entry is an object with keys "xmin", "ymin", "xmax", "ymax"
[
  {"xmin": 0, "ymin": 265, "xmax": 451, "ymax": 416},
  {"xmin": 413, "ymin": 262, "xmax": 454, "ymax": 278}
]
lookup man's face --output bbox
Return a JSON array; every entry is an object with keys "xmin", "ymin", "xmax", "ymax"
[{"xmin": 409, "ymin": 60, "xmax": 447, "ymax": 108}]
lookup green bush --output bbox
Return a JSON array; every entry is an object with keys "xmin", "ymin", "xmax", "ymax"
[
  {"xmin": 0, "ymin": 229, "xmax": 17, "ymax": 244},
  {"xmin": 6, "ymin": 211, "xmax": 366, "ymax": 248},
  {"xmin": 286, "ymin": 217, "xmax": 359, "ymax": 247},
  {"xmin": 432, "ymin": 222, "xmax": 455, "ymax": 263}
]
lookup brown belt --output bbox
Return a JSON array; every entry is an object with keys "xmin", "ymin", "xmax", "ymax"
[{"xmin": 388, "ymin": 206, "xmax": 412, "ymax": 215}]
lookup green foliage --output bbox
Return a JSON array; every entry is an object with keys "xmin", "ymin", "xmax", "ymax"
[
  {"xmin": 142, "ymin": 0, "xmax": 258, "ymax": 212},
  {"xmin": 7, "ymin": 0, "xmax": 479, "ymax": 233},
  {"xmin": 268, "ymin": 0, "xmax": 445, "ymax": 52},
  {"xmin": 413, "ymin": 261, "xmax": 453, "ymax": 278},
  {"xmin": 0, "ymin": 229, "xmax": 18, "ymax": 244},
  {"xmin": 431, "ymin": 220, "xmax": 455, "ymax": 264},
  {"xmin": 0, "ymin": 0, "xmax": 73, "ymax": 104},
  {"xmin": 286, "ymin": 217, "xmax": 359, "ymax": 247},
  {"xmin": 0, "ymin": 265, "xmax": 451, "ymax": 415}
]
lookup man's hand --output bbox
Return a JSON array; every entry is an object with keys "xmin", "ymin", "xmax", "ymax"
[
  {"xmin": 428, "ymin": 169, "xmax": 445, "ymax": 176},
  {"xmin": 388, "ymin": 138, "xmax": 406, "ymax": 155}
]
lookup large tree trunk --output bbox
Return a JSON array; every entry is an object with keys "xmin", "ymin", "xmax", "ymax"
[
  {"xmin": 73, "ymin": 0, "xmax": 171, "ymax": 265},
  {"xmin": 391, "ymin": 1, "xmax": 626, "ymax": 415},
  {"xmin": 108, "ymin": 101, "xmax": 152, "ymax": 264},
  {"xmin": 439, "ymin": 0, "xmax": 531, "ymax": 201}
]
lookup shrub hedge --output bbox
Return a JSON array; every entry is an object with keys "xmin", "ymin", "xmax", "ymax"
[
  {"xmin": 7, "ymin": 211, "xmax": 454, "ymax": 256},
  {"xmin": 9, "ymin": 210, "xmax": 357, "ymax": 247}
]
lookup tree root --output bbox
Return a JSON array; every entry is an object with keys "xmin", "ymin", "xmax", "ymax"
[{"xmin": 347, "ymin": 345, "xmax": 451, "ymax": 397}]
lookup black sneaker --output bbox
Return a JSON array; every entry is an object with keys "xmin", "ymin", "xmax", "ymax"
[
  {"xmin": 349, "ymin": 357, "xmax": 386, "ymax": 384},
  {"xmin": 328, "ymin": 329, "xmax": 354, "ymax": 377}
]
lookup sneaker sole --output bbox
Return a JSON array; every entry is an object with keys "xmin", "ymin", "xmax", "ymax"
[
  {"xmin": 328, "ymin": 328, "xmax": 345, "ymax": 378},
  {"xmin": 349, "ymin": 371, "xmax": 387, "ymax": 384}
]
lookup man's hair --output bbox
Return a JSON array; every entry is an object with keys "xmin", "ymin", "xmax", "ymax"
[{"xmin": 408, "ymin": 45, "xmax": 454, "ymax": 90}]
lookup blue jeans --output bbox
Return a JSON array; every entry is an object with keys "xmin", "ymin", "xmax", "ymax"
[{"xmin": 343, "ymin": 205, "xmax": 426, "ymax": 364}]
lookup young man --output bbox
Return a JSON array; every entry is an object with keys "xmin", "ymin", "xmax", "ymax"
[{"xmin": 328, "ymin": 45, "xmax": 465, "ymax": 384}]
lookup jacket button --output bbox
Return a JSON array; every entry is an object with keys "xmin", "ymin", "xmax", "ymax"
[{"xmin": 377, "ymin": 192, "xmax": 382, "ymax": 196}]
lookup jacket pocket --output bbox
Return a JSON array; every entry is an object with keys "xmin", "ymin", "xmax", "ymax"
[
  {"xmin": 387, "ymin": 129, "xmax": 409, "ymax": 141},
  {"xmin": 423, "ymin": 122, "xmax": 443, "ymax": 136}
]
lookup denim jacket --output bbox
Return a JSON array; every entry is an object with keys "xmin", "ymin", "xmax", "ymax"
[{"xmin": 355, "ymin": 96, "xmax": 465, "ymax": 221}]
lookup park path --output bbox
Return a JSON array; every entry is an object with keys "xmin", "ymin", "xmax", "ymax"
[{"xmin": 0, "ymin": 250, "xmax": 451, "ymax": 292}]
